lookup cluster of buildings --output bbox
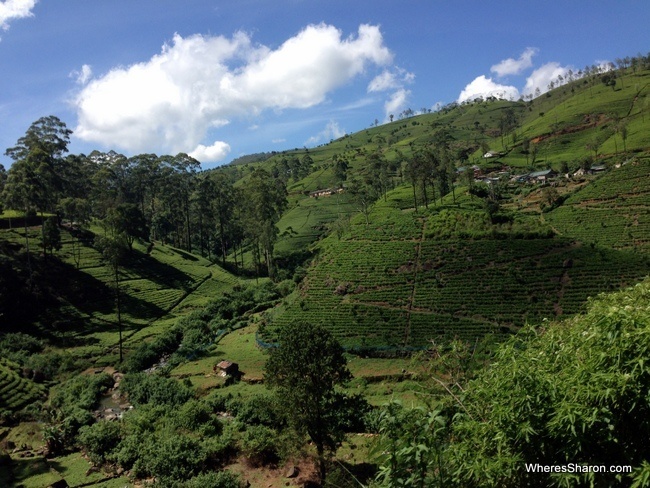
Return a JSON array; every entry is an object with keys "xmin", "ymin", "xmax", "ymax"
[
  {"xmin": 457, "ymin": 163, "xmax": 608, "ymax": 186},
  {"xmin": 308, "ymin": 187, "xmax": 345, "ymax": 198}
]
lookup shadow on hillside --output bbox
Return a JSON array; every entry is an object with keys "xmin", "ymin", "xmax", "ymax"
[
  {"xmin": 39, "ymin": 258, "xmax": 167, "ymax": 338},
  {"xmin": 170, "ymin": 247, "xmax": 199, "ymax": 261},
  {"xmin": 123, "ymin": 248, "xmax": 197, "ymax": 291}
]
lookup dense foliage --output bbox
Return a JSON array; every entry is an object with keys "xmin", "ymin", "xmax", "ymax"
[
  {"xmin": 265, "ymin": 322, "xmax": 358, "ymax": 481},
  {"xmin": 373, "ymin": 279, "xmax": 650, "ymax": 487}
]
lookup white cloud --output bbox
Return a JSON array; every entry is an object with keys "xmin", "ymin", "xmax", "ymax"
[
  {"xmin": 385, "ymin": 88, "xmax": 410, "ymax": 118},
  {"xmin": 491, "ymin": 47, "xmax": 538, "ymax": 77},
  {"xmin": 74, "ymin": 24, "xmax": 392, "ymax": 155},
  {"xmin": 0, "ymin": 0, "xmax": 36, "ymax": 32},
  {"xmin": 188, "ymin": 140, "xmax": 230, "ymax": 163},
  {"xmin": 272, "ymin": 138, "xmax": 286, "ymax": 144},
  {"xmin": 458, "ymin": 75, "xmax": 519, "ymax": 103},
  {"xmin": 368, "ymin": 67, "xmax": 414, "ymax": 92},
  {"xmin": 368, "ymin": 68, "xmax": 415, "ymax": 120},
  {"xmin": 70, "ymin": 64, "xmax": 93, "ymax": 85},
  {"xmin": 305, "ymin": 120, "xmax": 346, "ymax": 145},
  {"xmin": 523, "ymin": 62, "xmax": 571, "ymax": 96},
  {"xmin": 368, "ymin": 70, "xmax": 398, "ymax": 92}
]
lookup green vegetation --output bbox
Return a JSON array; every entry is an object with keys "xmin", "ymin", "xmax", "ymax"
[
  {"xmin": 1, "ymin": 53, "xmax": 650, "ymax": 487},
  {"xmin": 372, "ymin": 279, "xmax": 650, "ymax": 487}
]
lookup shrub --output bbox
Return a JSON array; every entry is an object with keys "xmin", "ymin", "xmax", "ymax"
[
  {"xmin": 138, "ymin": 432, "xmax": 206, "ymax": 481},
  {"xmin": 448, "ymin": 280, "xmax": 650, "ymax": 487},
  {"xmin": 239, "ymin": 425, "xmax": 280, "ymax": 466},
  {"xmin": 50, "ymin": 373, "xmax": 114, "ymax": 412},
  {"xmin": 172, "ymin": 399, "xmax": 222, "ymax": 436},
  {"xmin": 78, "ymin": 420, "xmax": 121, "ymax": 465},
  {"xmin": 234, "ymin": 395, "xmax": 284, "ymax": 428},
  {"xmin": 181, "ymin": 471, "xmax": 244, "ymax": 488},
  {"xmin": 0, "ymin": 332, "xmax": 43, "ymax": 354},
  {"xmin": 121, "ymin": 373, "xmax": 194, "ymax": 407}
]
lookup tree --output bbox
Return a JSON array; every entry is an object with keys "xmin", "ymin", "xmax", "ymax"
[
  {"xmin": 42, "ymin": 218, "xmax": 61, "ymax": 256},
  {"xmin": 0, "ymin": 164, "xmax": 6, "ymax": 213},
  {"xmin": 348, "ymin": 177, "xmax": 374, "ymax": 225},
  {"xmin": 4, "ymin": 116, "xmax": 72, "ymax": 263},
  {"xmin": 265, "ymin": 322, "xmax": 352, "ymax": 482},
  {"xmin": 242, "ymin": 168, "xmax": 287, "ymax": 277},
  {"xmin": 59, "ymin": 197, "xmax": 91, "ymax": 268},
  {"xmin": 106, "ymin": 203, "xmax": 148, "ymax": 251},
  {"xmin": 95, "ymin": 233, "xmax": 128, "ymax": 362}
]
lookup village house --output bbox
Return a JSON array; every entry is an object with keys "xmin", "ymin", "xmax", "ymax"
[
  {"xmin": 529, "ymin": 169, "xmax": 557, "ymax": 182},
  {"xmin": 215, "ymin": 360, "xmax": 239, "ymax": 377},
  {"xmin": 308, "ymin": 187, "xmax": 344, "ymax": 198},
  {"xmin": 456, "ymin": 165, "xmax": 483, "ymax": 178}
]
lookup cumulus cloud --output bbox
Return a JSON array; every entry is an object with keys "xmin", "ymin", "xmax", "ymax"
[
  {"xmin": 0, "ymin": 0, "xmax": 36, "ymax": 32},
  {"xmin": 491, "ymin": 47, "xmax": 538, "ymax": 77},
  {"xmin": 368, "ymin": 67, "xmax": 414, "ymax": 92},
  {"xmin": 368, "ymin": 68, "xmax": 414, "ymax": 121},
  {"xmin": 305, "ymin": 120, "xmax": 346, "ymax": 145},
  {"xmin": 188, "ymin": 140, "xmax": 230, "ymax": 163},
  {"xmin": 384, "ymin": 88, "xmax": 410, "ymax": 117},
  {"xmin": 458, "ymin": 75, "xmax": 519, "ymax": 103},
  {"xmin": 74, "ymin": 23, "xmax": 392, "ymax": 155},
  {"xmin": 522, "ymin": 62, "xmax": 571, "ymax": 96}
]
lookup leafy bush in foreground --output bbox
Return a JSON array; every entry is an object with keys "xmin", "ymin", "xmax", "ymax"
[{"xmin": 373, "ymin": 279, "xmax": 650, "ymax": 487}]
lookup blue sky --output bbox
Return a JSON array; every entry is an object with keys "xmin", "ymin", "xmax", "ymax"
[{"xmin": 1, "ymin": 1, "xmax": 648, "ymax": 168}]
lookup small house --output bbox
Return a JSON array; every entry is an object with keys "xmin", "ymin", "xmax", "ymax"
[
  {"xmin": 529, "ymin": 169, "xmax": 557, "ymax": 182},
  {"xmin": 216, "ymin": 360, "xmax": 239, "ymax": 377},
  {"xmin": 308, "ymin": 187, "xmax": 344, "ymax": 198}
]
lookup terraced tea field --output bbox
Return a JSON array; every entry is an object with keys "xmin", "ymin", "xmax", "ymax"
[
  {"xmin": 267, "ymin": 178, "xmax": 650, "ymax": 349},
  {"xmin": 546, "ymin": 158, "xmax": 650, "ymax": 251},
  {"xmin": 0, "ymin": 359, "xmax": 46, "ymax": 415},
  {"xmin": 0, "ymin": 226, "xmax": 247, "ymax": 363}
]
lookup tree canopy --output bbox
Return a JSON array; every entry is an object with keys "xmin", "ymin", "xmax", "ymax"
[{"xmin": 264, "ymin": 322, "xmax": 352, "ymax": 481}]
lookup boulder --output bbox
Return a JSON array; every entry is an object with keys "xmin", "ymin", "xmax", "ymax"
[{"xmin": 285, "ymin": 465, "xmax": 299, "ymax": 478}]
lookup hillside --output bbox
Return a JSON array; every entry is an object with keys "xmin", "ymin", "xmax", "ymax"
[
  {"xmin": 1, "ymin": 59, "xmax": 650, "ymax": 488},
  {"xmin": 264, "ymin": 167, "xmax": 650, "ymax": 348},
  {"xmin": 233, "ymin": 65, "xmax": 650, "ymax": 260},
  {"xmin": 253, "ymin": 67, "xmax": 650, "ymax": 349},
  {"xmin": 0, "ymin": 224, "xmax": 247, "ymax": 370}
]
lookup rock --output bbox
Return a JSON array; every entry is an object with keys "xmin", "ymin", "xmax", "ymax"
[
  {"xmin": 116, "ymin": 467, "xmax": 124, "ymax": 476},
  {"xmin": 285, "ymin": 465, "xmax": 299, "ymax": 478}
]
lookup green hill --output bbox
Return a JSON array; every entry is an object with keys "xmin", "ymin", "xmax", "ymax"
[
  {"xmin": 234, "ymin": 66, "xmax": 650, "ymax": 261},
  {"xmin": 0, "ymin": 224, "xmax": 247, "ymax": 367},
  {"xmin": 227, "ymin": 66, "xmax": 650, "ymax": 349},
  {"xmin": 545, "ymin": 158, "xmax": 650, "ymax": 251},
  {"xmin": 264, "ymin": 176, "xmax": 650, "ymax": 348}
]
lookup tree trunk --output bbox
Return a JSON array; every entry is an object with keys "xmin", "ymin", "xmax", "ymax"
[
  {"xmin": 412, "ymin": 184, "xmax": 418, "ymax": 212},
  {"xmin": 316, "ymin": 444, "xmax": 327, "ymax": 484},
  {"xmin": 115, "ymin": 265, "xmax": 123, "ymax": 363},
  {"xmin": 24, "ymin": 214, "xmax": 33, "ymax": 290},
  {"xmin": 40, "ymin": 211, "xmax": 47, "ymax": 262}
]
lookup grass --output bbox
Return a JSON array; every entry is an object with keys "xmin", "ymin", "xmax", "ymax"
[
  {"xmin": 0, "ymin": 224, "xmax": 247, "ymax": 370},
  {"xmin": 3, "ymin": 452, "xmax": 132, "ymax": 488}
]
